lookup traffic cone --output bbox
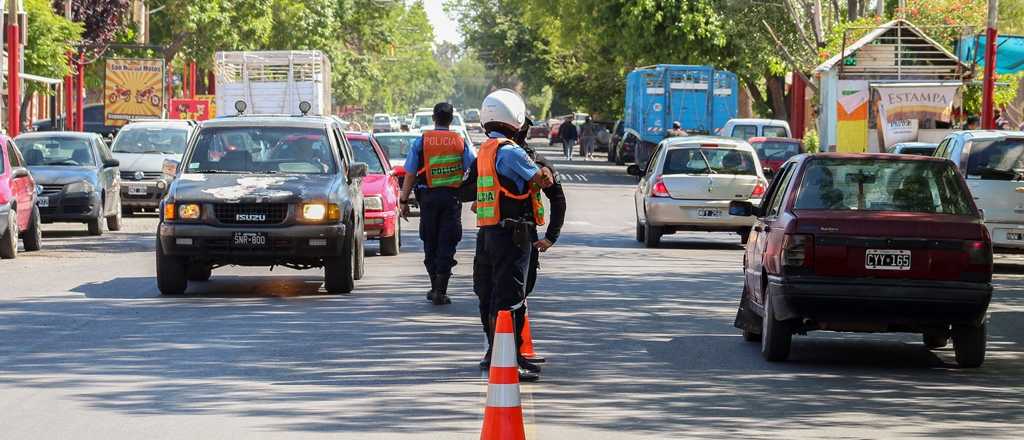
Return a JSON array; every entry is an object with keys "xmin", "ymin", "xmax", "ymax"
[
  {"xmin": 481, "ymin": 310, "xmax": 526, "ymax": 440},
  {"xmin": 519, "ymin": 310, "xmax": 545, "ymax": 363}
]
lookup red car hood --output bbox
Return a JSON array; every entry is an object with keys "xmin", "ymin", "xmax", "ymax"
[{"xmin": 361, "ymin": 174, "xmax": 389, "ymax": 197}]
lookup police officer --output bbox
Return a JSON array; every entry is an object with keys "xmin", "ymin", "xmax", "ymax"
[
  {"xmin": 462, "ymin": 90, "xmax": 553, "ymax": 381},
  {"xmin": 399, "ymin": 102, "xmax": 475, "ymax": 306}
]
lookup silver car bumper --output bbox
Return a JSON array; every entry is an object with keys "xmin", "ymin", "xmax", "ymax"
[
  {"xmin": 986, "ymin": 222, "xmax": 1024, "ymax": 251},
  {"xmin": 645, "ymin": 197, "xmax": 760, "ymax": 229}
]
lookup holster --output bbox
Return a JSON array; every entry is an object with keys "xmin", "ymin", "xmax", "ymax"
[{"xmin": 501, "ymin": 218, "xmax": 535, "ymax": 247}]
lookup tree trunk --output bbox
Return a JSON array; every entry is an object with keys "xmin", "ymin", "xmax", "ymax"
[
  {"xmin": 742, "ymin": 77, "xmax": 768, "ymax": 114},
  {"xmin": 766, "ymin": 75, "xmax": 789, "ymax": 121},
  {"xmin": 738, "ymin": 84, "xmax": 754, "ymax": 118},
  {"xmin": 847, "ymin": 0, "xmax": 860, "ymax": 21}
]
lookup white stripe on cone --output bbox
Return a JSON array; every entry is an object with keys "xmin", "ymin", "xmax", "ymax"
[
  {"xmin": 486, "ymin": 384, "xmax": 521, "ymax": 408},
  {"xmin": 492, "ymin": 333, "xmax": 517, "ymax": 368}
]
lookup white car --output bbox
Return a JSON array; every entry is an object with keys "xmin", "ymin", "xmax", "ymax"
[
  {"xmin": 934, "ymin": 130, "xmax": 1024, "ymax": 252},
  {"xmin": 628, "ymin": 136, "xmax": 767, "ymax": 247},
  {"xmin": 412, "ymin": 110, "xmax": 473, "ymax": 148},
  {"xmin": 720, "ymin": 118, "xmax": 792, "ymax": 140}
]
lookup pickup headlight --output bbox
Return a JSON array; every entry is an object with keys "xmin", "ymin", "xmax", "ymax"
[
  {"xmin": 178, "ymin": 203, "xmax": 201, "ymax": 220},
  {"xmin": 65, "ymin": 181, "xmax": 94, "ymax": 194},
  {"xmin": 364, "ymin": 196, "xmax": 383, "ymax": 211},
  {"xmin": 300, "ymin": 202, "xmax": 341, "ymax": 222}
]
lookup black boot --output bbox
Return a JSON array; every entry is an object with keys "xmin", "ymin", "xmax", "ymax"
[
  {"xmin": 518, "ymin": 356, "xmax": 541, "ymax": 373},
  {"xmin": 479, "ymin": 349, "xmax": 492, "ymax": 370},
  {"xmin": 432, "ymin": 274, "xmax": 452, "ymax": 305},
  {"xmin": 425, "ymin": 273, "xmax": 437, "ymax": 302}
]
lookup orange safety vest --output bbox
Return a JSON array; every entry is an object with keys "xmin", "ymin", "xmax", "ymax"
[
  {"xmin": 417, "ymin": 130, "xmax": 466, "ymax": 188},
  {"xmin": 476, "ymin": 138, "xmax": 546, "ymax": 227}
]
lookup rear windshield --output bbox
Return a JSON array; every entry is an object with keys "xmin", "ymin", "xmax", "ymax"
[
  {"xmin": 112, "ymin": 126, "xmax": 189, "ymax": 154},
  {"xmin": 185, "ymin": 126, "xmax": 336, "ymax": 174},
  {"xmin": 663, "ymin": 147, "xmax": 757, "ymax": 176},
  {"xmin": 374, "ymin": 135, "xmax": 415, "ymax": 160},
  {"xmin": 794, "ymin": 159, "xmax": 973, "ymax": 215},
  {"xmin": 16, "ymin": 137, "xmax": 95, "ymax": 167},
  {"xmin": 731, "ymin": 125, "xmax": 758, "ymax": 140},
  {"xmin": 763, "ymin": 126, "xmax": 788, "ymax": 137},
  {"xmin": 414, "ymin": 115, "xmax": 432, "ymax": 128},
  {"xmin": 374, "ymin": 116, "xmax": 389, "ymax": 123},
  {"xmin": 754, "ymin": 141, "xmax": 800, "ymax": 162},
  {"xmin": 349, "ymin": 139, "xmax": 385, "ymax": 174},
  {"xmin": 897, "ymin": 147, "xmax": 936, "ymax": 156},
  {"xmin": 966, "ymin": 138, "xmax": 1024, "ymax": 180}
]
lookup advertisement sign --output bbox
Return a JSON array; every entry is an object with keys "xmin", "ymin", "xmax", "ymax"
[
  {"xmin": 835, "ymin": 80, "xmax": 869, "ymax": 153},
  {"xmin": 104, "ymin": 58, "xmax": 166, "ymax": 126},
  {"xmin": 883, "ymin": 119, "xmax": 920, "ymax": 146},
  {"xmin": 169, "ymin": 98, "xmax": 214, "ymax": 121},
  {"xmin": 876, "ymin": 85, "xmax": 957, "ymax": 148}
]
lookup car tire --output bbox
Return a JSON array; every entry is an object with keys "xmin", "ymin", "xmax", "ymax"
[
  {"xmin": 380, "ymin": 218, "xmax": 400, "ymax": 256},
  {"xmin": 643, "ymin": 222, "xmax": 661, "ymax": 248},
  {"xmin": 87, "ymin": 216, "xmax": 103, "ymax": 236},
  {"xmin": 22, "ymin": 205, "xmax": 42, "ymax": 252},
  {"xmin": 186, "ymin": 264, "xmax": 212, "ymax": 282},
  {"xmin": 156, "ymin": 238, "xmax": 188, "ymax": 295},
  {"xmin": 324, "ymin": 232, "xmax": 355, "ymax": 294},
  {"xmin": 0, "ymin": 210, "xmax": 17, "ymax": 259},
  {"xmin": 354, "ymin": 225, "xmax": 366, "ymax": 281},
  {"xmin": 107, "ymin": 196, "xmax": 123, "ymax": 231},
  {"xmin": 761, "ymin": 291, "xmax": 792, "ymax": 362},
  {"xmin": 952, "ymin": 323, "xmax": 986, "ymax": 368},
  {"xmin": 923, "ymin": 332, "xmax": 949, "ymax": 349},
  {"xmin": 635, "ymin": 219, "xmax": 645, "ymax": 242}
]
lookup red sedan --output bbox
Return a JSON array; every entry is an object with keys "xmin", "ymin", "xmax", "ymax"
[
  {"xmin": 748, "ymin": 136, "xmax": 803, "ymax": 176},
  {"xmin": 730, "ymin": 153, "xmax": 992, "ymax": 367},
  {"xmin": 346, "ymin": 132, "xmax": 401, "ymax": 256},
  {"xmin": 0, "ymin": 135, "xmax": 42, "ymax": 258}
]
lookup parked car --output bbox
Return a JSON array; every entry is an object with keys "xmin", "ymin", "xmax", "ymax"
[
  {"xmin": 372, "ymin": 132, "xmax": 419, "ymax": 208},
  {"xmin": 0, "ymin": 134, "xmax": 41, "ymax": 258},
  {"xmin": 548, "ymin": 113, "xmax": 589, "ymax": 145},
  {"xmin": 372, "ymin": 113, "xmax": 394, "ymax": 133},
  {"xmin": 888, "ymin": 142, "xmax": 938, "ymax": 156},
  {"xmin": 528, "ymin": 120, "xmax": 550, "ymax": 140},
  {"xmin": 15, "ymin": 132, "xmax": 122, "ymax": 235},
  {"xmin": 32, "ymin": 103, "xmax": 120, "ymax": 138},
  {"xmin": 749, "ymin": 137, "xmax": 803, "ymax": 178},
  {"xmin": 346, "ymin": 132, "xmax": 401, "ymax": 255},
  {"xmin": 110, "ymin": 120, "xmax": 197, "ymax": 215},
  {"xmin": 627, "ymin": 136, "xmax": 766, "ymax": 247},
  {"xmin": 729, "ymin": 153, "xmax": 992, "ymax": 367},
  {"xmin": 608, "ymin": 120, "xmax": 625, "ymax": 163},
  {"xmin": 720, "ymin": 118, "xmax": 792, "ymax": 140},
  {"xmin": 614, "ymin": 130, "xmax": 641, "ymax": 166},
  {"xmin": 156, "ymin": 113, "xmax": 367, "ymax": 295},
  {"xmin": 934, "ymin": 130, "xmax": 1024, "ymax": 253}
]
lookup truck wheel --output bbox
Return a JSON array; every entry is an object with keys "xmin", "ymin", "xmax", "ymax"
[
  {"xmin": 761, "ymin": 292, "xmax": 792, "ymax": 362},
  {"xmin": 643, "ymin": 223, "xmax": 661, "ymax": 248},
  {"xmin": 186, "ymin": 264, "xmax": 212, "ymax": 282},
  {"xmin": 923, "ymin": 331, "xmax": 948, "ymax": 349},
  {"xmin": 22, "ymin": 206, "xmax": 42, "ymax": 251},
  {"xmin": 952, "ymin": 323, "xmax": 986, "ymax": 368},
  {"xmin": 156, "ymin": 238, "xmax": 188, "ymax": 295},
  {"xmin": 107, "ymin": 196, "xmax": 123, "ymax": 231},
  {"xmin": 0, "ymin": 210, "xmax": 17, "ymax": 259},
  {"xmin": 380, "ymin": 219, "xmax": 400, "ymax": 256},
  {"xmin": 324, "ymin": 234, "xmax": 355, "ymax": 294},
  {"xmin": 87, "ymin": 216, "xmax": 104, "ymax": 236}
]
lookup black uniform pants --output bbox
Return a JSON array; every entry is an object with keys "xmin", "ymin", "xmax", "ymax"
[
  {"xmin": 417, "ymin": 188, "xmax": 462, "ymax": 278},
  {"xmin": 473, "ymin": 226, "xmax": 531, "ymax": 351}
]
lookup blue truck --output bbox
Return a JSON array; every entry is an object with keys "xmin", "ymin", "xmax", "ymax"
[{"xmin": 622, "ymin": 65, "xmax": 738, "ymax": 165}]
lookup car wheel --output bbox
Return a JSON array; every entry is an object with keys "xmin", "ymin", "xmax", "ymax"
[
  {"xmin": 354, "ymin": 226, "xmax": 366, "ymax": 280},
  {"xmin": 186, "ymin": 264, "xmax": 212, "ymax": 282},
  {"xmin": 635, "ymin": 218, "xmax": 645, "ymax": 243},
  {"xmin": 22, "ymin": 205, "xmax": 42, "ymax": 252},
  {"xmin": 952, "ymin": 323, "xmax": 986, "ymax": 368},
  {"xmin": 380, "ymin": 218, "xmax": 400, "ymax": 256},
  {"xmin": 923, "ymin": 331, "xmax": 949, "ymax": 349},
  {"xmin": 87, "ymin": 216, "xmax": 104, "ymax": 236},
  {"xmin": 107, "ymin": 196, "xmax": 123, "ymax": 231},
  {"xmin": 761, "ymin": 291, "xmax": 792, "ymax": 362},
  {"xmin": 0, "ymin": 210, "xmax": 17, "ymax": 259},
  {"xmin": 643, "ymin": 222, "xmax": 661, "ymax": 248},
  {"xmin": 324, "ymin": 232, "xmax": 355, "ymax": 294},
  {"xmin": 156, "ymin": 238, "xmax": 188, "ymax": 295}
]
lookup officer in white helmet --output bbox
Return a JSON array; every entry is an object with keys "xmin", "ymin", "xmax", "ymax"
[{"xmin": 460, "ymin": 89, "xmax": 553, "ymax": 382}]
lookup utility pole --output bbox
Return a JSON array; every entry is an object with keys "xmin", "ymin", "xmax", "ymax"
[
  {"xmin": 7, "ymin": 0, "xmax": 21, "ymax": 137},
  {"xmin": 981, "ymin": 0, "xmax": 999, "ymax": 129},
  {"xmin": 64, "ymin": 1, "xmax": 74, "ymax": 131}
]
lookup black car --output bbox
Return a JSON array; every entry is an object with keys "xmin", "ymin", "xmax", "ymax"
[
  {"xmin": 14, "ymin": 132, "xmax": 122, "ymax": 235},
  {"xmin": 156, "ymin": 114, "xmax": 367, "ymax": 295},
  {"xmin": 33, "ymin": 104, "xmax": 121, "ymax": 138}
]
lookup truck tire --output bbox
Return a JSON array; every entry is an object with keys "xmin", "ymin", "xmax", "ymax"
[
  {"xmin": 952, "ymin": 323, "xmax": 986, "ymax": 368},
  {"xmin": 380, "ymin": 219, "xmax": 400, "ymax": 256},
  {"xmin": 643, "ymin": 223, "xmax": 661, "ymax": 248},
  {"xmin": 324, "ymin": 233, "xmax": 355, "ymax": 294},
  {"xmin": 0, "ymin": 210, "xmax": 17, "ymax": 259},
  {"xmin": 761, "ymin": 292, "xmax": 792, "ymax": 362},
  {"xmin": 22, "ymin": 206, "xmax": 42, "ymax": 251},
  {"xmin": 186, "ymin": 264, "xmax": 212, "ymax": 282},
  {"xmin": 156, "ymin": 238, "xmax": 188, "ymax": 295}
]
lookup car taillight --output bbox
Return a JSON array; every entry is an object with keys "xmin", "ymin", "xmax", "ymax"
[
  {"xmin": 651, "ymin": 177, "xmax": 670, "ymax": 198},
  {"xmin": 964, "ymin": 240, "xmax": 992, "ymax": 265},
  {"xmin": 782, "ymin": 234, "xmax": 814, "ymax": 267},
  {"xmin": 751, "ymin": 180, "xmax": 765, "ymax": 198}
]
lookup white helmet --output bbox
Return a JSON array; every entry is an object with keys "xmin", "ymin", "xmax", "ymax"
[{"xmin": 480, "ymin": 89, "xmax": 526, "ymax": 131}]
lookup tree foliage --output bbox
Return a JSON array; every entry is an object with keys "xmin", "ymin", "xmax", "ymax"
[
  {"xmin": 53, "ymin": 0, "xmax": 131, "ymax": 56},
  {"xmin": 26, "ymin": 0, "xmax": 83, "ymax": 94}
]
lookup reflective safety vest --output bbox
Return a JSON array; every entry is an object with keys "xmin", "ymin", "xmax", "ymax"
[
  {"xmin": 418, "ymin": 130, "xmax": 466, "ymax": 188},
  {"xmin": 476, "ymin": 138, "xmax": 546, "ymax": 227}
]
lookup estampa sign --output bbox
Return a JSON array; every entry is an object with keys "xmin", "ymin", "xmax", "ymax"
[{"xmin": 104, "ymin": 58, "xmax": 166, "ymax": 126}]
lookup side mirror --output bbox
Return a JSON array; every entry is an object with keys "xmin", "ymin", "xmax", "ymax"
[
  {"xmin": 348, "ymin": 162, "xmax": 368, "ymax": 180},
  {"xmin": 729, "ymin": 200, "xmax": 756, "ymax": 217},
  {"xmin": 392, "ymin": 165, "xmax": 406, "ymax": 177},
  {"xmin": 104, "ymin": 158, "xmax": 120, "ymax": 168},
  {"xmin": 11, "ymin": 168, "xmax": 29, "ymax": 179},
  {"xmin": 626, "ymin": 164, "xmax": 643, "ymax": 177}
]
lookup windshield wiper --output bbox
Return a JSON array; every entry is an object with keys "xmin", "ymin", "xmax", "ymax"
[{"xmin": 696, "ymin": 150, "xmax": 717, "ymax": 175}]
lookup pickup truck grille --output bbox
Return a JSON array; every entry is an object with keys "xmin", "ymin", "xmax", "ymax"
[{"xmin": 213, "ymin": 203, "xmax": 288, "ymax": 225}]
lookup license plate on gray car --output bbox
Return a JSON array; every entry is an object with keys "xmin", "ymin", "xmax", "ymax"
[{"xmin": 697, "ymin": 208, "xmax": 722, "ymax": 218}]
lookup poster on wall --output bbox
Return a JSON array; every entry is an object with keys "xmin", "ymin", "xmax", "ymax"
[
  {"xmin": 875, "ymin": 85, "xmax": 958, "ymax": 148},
  {"xmin": 104, "ymin": 58, "xmax": 166, "ymax": 126},
  {"xmin": 835, "ymin": 80, "xmax": 869, "ymax": 153},
  {"xmin": 169, "ymin": 98, "xmax": 214, "ymax": 121}
]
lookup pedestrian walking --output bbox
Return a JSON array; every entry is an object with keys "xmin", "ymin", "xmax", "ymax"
[
  {"xmin": 399, "ymin": 102, "xmax": 476, "ymax": 305},
  {"xmin": 460, "ymin": 89, "xmax": 554, "ymax": 381},
  {"xmin": 579, "ymin": 116, "xmax": 597, "ymax": 160},
  {"xmin": 558, "ymin": 117, "xmax": 578, "ymax": 161}
]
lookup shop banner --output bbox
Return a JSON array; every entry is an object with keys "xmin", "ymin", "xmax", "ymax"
[
  {"xmin": 876, "ymin": 85, "xmax": 957, "ymax": 148},
  {"xmin": 835, "ymin": 80, "xmax": 869, "ymax": 153},
  {"xmin": 169, "ymin": 98, "xmax": 214, "ymax": 121},
  {"xmin": 104, "ymin": 58, "xmax": 166, "ymax": 126}
]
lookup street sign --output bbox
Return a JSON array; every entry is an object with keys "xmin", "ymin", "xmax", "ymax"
[{"xmin": 104, "ymin": 58, "xmax": 166, "ymax": 126}]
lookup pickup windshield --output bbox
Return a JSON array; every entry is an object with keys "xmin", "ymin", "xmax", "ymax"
[
  {"xmin": 185, "ymin": 126, "xmax": 336, "ymax": 174},
  {"xmin": 795, "ymin": 158, "xmax": 973, "ymax": 215},
  {"xmin": 16, "ymin": 137, "xmax": 95, "ymax": 167},
  {"xmin": 112, "ymin": 126, "xmax": 189, "ymax": 154},
  {"xmin": 966, "ymin": 138, "xmax": 1024, "ymax": 180},
  {"xmin": 663, "ymin": 147, "xmax": 757, "ymax": 176}
]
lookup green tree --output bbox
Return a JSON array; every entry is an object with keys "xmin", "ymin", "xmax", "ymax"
[{"xmin": 23, "ymin": 0, "xmax": 83, "ymax": 125}]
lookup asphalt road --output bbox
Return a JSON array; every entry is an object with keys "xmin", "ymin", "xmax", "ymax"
[{"xmin": 2, "ymin": 142, "xmax": 1023, "ymax": 439}]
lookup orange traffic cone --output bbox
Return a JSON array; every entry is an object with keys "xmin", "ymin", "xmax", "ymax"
[
  {"xmin": 519, "ymin": 309, "xmax": 545, "ymax": 363},
  {"xmin": 481, "ymin": 310, "xmax": 526, "ymax": 440}
]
